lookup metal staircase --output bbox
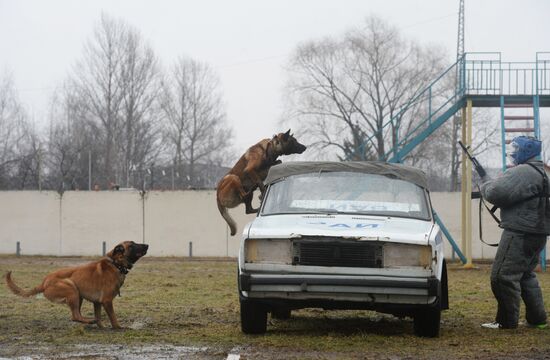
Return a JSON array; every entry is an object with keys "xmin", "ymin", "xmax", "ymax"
[
  {"xmin": 353, "ymin": 56, "xmax": 466, "ymax": 163},
  {"xmin": 355, "ymin": 52, "xmax": 550, "ymax": 165},
  {"xmin": 352, "ymin": 52, "xmax": 550, "ymax": 266},
  {"xmin": 499, "ymin": 97, "xmax": 539, "ymax": 171}
]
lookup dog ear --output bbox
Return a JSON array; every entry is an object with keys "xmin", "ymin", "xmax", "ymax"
[
  {"xmin": 114, "ymin": 245, "xmax": 125, "ymax": 255},
  {"xmin": 283, "ymin": 129, "xmax": 290, "ymax": 141}
]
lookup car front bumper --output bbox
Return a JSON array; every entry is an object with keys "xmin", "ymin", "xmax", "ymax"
[{"xmin": 239, "ymin": 272, "xmax": 440, "ymax": 306}]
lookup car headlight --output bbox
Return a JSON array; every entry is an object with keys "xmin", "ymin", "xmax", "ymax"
[
  {"xmin": 383, "ymin": 243, "xmax": 432, "ymax": 268},
  {"xmin": 245, "ymin": 239, "xmax": 292, "ymax": 265}
]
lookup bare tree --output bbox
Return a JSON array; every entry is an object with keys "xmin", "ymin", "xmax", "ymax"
[
  {"xmin": 0, "ymin": 73, "xmax": 24, "ymax": 185},
  {"xmin": 0, "ymin": 72, "xmax": 43, "ymax": 189},
  {"xmin": 13, "ymin": 120, "xmax": 43, "ymax": 190},
  {"xmin": 407, "ymin": 108, "xmax": 500, "ymax": 190},
  {"xmin": 285, "ymin": 38, "xmax": 365, "ymax": 160},
  {"xmin": 45, "ymin": 83, "xmax": 93, "ymax": 191},
  {"xmin": 62, "ymin": 14, "xmax": 164, "ymax": 189},
  {"xmin": 449, "ymin": 115, "xmax": 461, "ymax": 191},
  {"xmin": 117, "ymin": 25, "xmax": 163, "ymax": 188},
  {"xmin": 285, "ymin": 16, "xmax": 447, "ymax": 161},
  {"xmin": 161, "ymin": 57, "xmax": 233, "ymax": 188},
  {"xmin": 44, "ymin": 14, "xmax": 232, "ymax": 190},
  {"xmin": 72, "ymin": 14, "xmax": 126, "ymax": 187},
  {"xmin": 447, "ymin": 109, "xmax": 498, "ymax": 192}
]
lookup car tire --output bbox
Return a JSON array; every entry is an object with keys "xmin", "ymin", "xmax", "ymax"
[
  {"xmin": 413, "ymin": 306, "xmax": 441, "ymax": 338},
  {"xmin": 441, "ymin": 260, "xmax": 449, "ymax": 310},
  {"xmin": 240, "ymin": 300, "xmax": 267, "ymax": 334},
  {"xmin": 271, "ymin": 308, "xmax": 291, "ymax": 320}
]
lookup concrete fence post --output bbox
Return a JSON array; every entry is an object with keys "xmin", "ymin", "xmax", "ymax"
[
  {"xmin": 102, "ymin": 241, "xmax": 106, "ymax": 256},
  {"xmin": 189, "ymin": 241, "xmax": 193, "ymax": 258},
  {"xmin": 16, "ymin": 241, "xmax": 20, "ymax": 257}
]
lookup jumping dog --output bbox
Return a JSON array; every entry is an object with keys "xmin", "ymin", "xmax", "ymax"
[{"xmin": 216, "ymin": 130, "xmax": 306, "ymax": 236}]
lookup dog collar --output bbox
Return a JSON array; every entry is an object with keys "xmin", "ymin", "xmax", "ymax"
[
  {"xmin": 114, "ymin": 263, "xmax": 129, "ymax": 275},
  {"xmin": 106, "ymin": 257, "xmax": 129, "ymax": 275}
]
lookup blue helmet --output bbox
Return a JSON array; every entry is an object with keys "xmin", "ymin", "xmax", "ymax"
[{"xmin": 509, "ymin": 136, "xmax": 541, "ymax": 165}]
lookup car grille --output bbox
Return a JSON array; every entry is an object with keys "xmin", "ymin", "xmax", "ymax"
[{"xmin": 292, "ymin": 240, "xmax": 383, "ymax": 268}]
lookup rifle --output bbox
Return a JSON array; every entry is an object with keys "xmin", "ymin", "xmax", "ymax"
[
  {"xmin": 458, "ymin": 141, "xmax": 500, "ymax": 247},
  {"xmin": 458, "ymin": 141, "xmax": 487, "ymax": 178}
]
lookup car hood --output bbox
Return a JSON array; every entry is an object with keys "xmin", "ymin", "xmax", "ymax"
[{"xmin": 247, "ymin": 214, "xmax": 434, "ymax": 245}]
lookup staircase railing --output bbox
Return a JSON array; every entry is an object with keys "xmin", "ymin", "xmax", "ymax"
[
  {"xmin": 355, "ymin": 52, "xmax": 550, "ymax": 163},
  {"xmin": 354, "ymin": 56, "xmax": 464, "ymax": 162},
  {"xmin": 351, "ymin": 52, "xmax": 549, "ymax": 266},
  {"xmin": 464, "ymin": 52, "xmax": 550, "ymax": 96},
  {"xmin": 536, "ymin": 52, "xmax": 550, "ymax": 95}
]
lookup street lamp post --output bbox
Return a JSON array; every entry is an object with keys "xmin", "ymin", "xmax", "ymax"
[{"xmin": 88, "ymin": 150, "xmax": 92, "ymax": 191}]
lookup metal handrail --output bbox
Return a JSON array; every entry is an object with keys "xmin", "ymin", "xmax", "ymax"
[
  {"xmin": 355, "ymin": 56, "xmax": 463, "ymax": 160},
  {"xmin": 536, "ymin": 52, "xmax": 550, "ymax": 95},
  {"xmin": 353, "ymin": 52, "xmax": 550, "ymax": 162},
  {"xmin": 463, "ymin": 53, "xmax": 550, "ymax": 95}
]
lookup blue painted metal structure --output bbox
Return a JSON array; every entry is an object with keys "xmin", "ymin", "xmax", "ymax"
[
  {"xmin": 499, "ymin": 96, "xmax": 507, "ymax": 171},
  {"xmin": 353, "ymin": 52, "xmax": 550, "ymax": 267},
  {"xmin": 434, "ymin": 212, "xmax": 466, "ymax": 264}
]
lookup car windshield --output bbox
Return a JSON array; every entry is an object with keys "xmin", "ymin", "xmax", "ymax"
[{"xmin": 262, "ymin": 171, "xmax": 430, "ymax": 220}]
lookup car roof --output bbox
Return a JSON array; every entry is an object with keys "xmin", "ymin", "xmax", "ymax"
[{"xmin": 264, "ymin": 161, "xmax": 428, "ymax": 189}]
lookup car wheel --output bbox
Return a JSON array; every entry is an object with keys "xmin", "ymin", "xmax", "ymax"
[
  {"xmin": 240, "ymin": 299, "xmax": 267, "ymax": 334},
  {"xmin": 441, "ymin": 260, "xmax": 449, "ymax": 310},
  {"xmin": 413, "ymin": 306, "xmax": 441, "ymax": 338},
  {"xmin": 271, "ymin": 308, "xmax": 291, "ymax": 320}
]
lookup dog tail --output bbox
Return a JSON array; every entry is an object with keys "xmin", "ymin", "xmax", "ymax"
[
  {"xmin": 217, "ymin": 198, "xmax": 237, "ymax": 236},
  {"xmin": 5, "ymin": 271, "xmax": 44, "ymax": 298}
]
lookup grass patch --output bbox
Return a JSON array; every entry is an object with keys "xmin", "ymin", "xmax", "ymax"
[{"xmin": 1, "ymin": 256, "xmax": 549, "ymax": 358}]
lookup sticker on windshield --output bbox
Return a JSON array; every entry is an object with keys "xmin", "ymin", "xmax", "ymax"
[
  {"xmin": 291, "ymin": 200, "xmax": 420, "ymax": 213},
  {"xmin": 307, "ymin": 221, "xmax": 381, "ymax": 229}
]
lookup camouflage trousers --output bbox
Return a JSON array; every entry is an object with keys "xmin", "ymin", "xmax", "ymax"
[{"xmin": 491, "ymin": 229, "xmax": 548, "ymax": 328}]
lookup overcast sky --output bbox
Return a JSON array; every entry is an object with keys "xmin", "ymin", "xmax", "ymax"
[{"xmin": 0, "ymin": 0, "xmax": 549, "ymax": 156}]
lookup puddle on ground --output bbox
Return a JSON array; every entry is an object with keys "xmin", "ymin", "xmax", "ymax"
[
  {"xmin": 3, "ymin": 344, "xmax": 215, "ymax": 360},
  {"xmin": 128, "ymin": 317, "xmax": 152, "ymax": 330}
]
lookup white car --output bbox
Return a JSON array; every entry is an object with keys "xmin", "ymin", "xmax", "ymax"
[{"xmin": 238, "ymin": 161, "xmax": 448, "ymax": 337}]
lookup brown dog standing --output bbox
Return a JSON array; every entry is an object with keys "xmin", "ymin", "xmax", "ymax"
[
  {"xmin": 4, "ymin": 241, "xmax": 148, "ymax": 329},
  {"xmin": 217, "ymin": 129, "xmax": 306, "ymax": 236}
]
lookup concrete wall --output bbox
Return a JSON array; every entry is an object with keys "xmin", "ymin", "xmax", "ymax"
[
  {"xmin": 0, "ymin": 190, "xmax": 254, "ymax": 257},
  {"xmin": 143, "ymin": 190, "xmax": 245, "ymax": 257},
  {"xmin": 0, "ymin": 190, "xmax": 546, "ymax": 260},
  {"xmin": 432, "ymin": 192, "xmax": 500, "ymax": 260},
  {"xmin": 0, "ymin": 191, "xmax": 61, "ymax": 256}
]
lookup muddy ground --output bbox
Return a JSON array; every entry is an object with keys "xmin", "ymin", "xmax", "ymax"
[{"xmin": 1, "ymin": 256, "xmax": 549, "ymax": 359}]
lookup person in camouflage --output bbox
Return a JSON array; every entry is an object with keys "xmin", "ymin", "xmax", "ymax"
[{"xmin": 480, "ymin": 136, "xmax": 549, "ymax": 329}]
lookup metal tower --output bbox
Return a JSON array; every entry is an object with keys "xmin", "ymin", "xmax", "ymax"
[
  {"xmin": 456, "ymin": 0, "xmax": 465, "ymax": 65},
  {"xmin": 450, "ymin": 0, "xmax": 465, "ymax": 192}
]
